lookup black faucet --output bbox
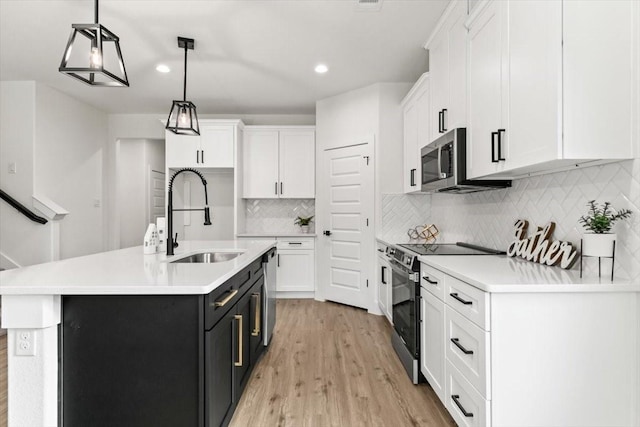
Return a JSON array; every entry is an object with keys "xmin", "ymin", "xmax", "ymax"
[{"xmin": 167, "ymin": 168, "xmax": 212, "ymax": 256}]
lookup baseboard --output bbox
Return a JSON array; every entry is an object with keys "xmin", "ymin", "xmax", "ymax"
[{"xmin": 276, "ymin": 291, "xmax": 315, "ymax": 299}]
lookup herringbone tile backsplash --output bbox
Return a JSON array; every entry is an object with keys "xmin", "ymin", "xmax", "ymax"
[
  {"xmin": 245, "ymin": 199, "xmax": 315, "ymax": 233},
  {"xmin": 381, "ymin": 194, "xmax": 431, "ymax": 242},
  {"xmin": 429, "ymin": 160, "xmax": 640, "ymax": 281}
]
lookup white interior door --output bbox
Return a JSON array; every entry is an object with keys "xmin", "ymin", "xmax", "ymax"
[
  {"xmin": 149, "ymin": 169, "xmax": 166, "ymax": 224},
  {"xmin": 317, "ymin": 141, "xmax": 374, "ymax": 310}
]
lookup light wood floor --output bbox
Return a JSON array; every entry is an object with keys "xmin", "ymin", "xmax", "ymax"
[
  {"xmin": 230, "ymin": 299, "xmax": 455, "ymax": 427},
  {"xmin": 0, "ymin": 302, "xmax": 455, "ymax": 427}
]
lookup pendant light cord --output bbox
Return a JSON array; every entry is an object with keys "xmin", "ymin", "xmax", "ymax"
[{"xmin": 183, "ymin": 45, "xmax": 188, "ymax": 101}]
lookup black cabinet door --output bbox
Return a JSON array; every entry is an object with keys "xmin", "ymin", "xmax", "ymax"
[
  {"xmin": 233, "ymin": 288, "xmax": 253, "ymax": 401},
  {"xmin": 249, "ymin": 277, "xmax": 265, "ymax": 365},
  {"xmin": 205, "ymin": 308, "xmax": 235, "ymax": 427}
]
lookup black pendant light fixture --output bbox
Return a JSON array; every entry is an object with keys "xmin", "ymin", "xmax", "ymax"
[
  {"xmin": 165, "ymin": 37, "xmax": 200, "ymax": 136},
  {"xmin": 59, "ymin": 0, "xmax": 129, "ymax": 87}
]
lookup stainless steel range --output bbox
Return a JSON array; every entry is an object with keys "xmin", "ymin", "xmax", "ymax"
[{"xmin": 390, "ymin": 242, "xmax": 504, "ymax": 384}]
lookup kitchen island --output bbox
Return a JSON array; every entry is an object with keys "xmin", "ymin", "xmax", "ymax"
[{"xmin": 0, "ymin": 240, "xmax": 276, "ymax": 427}]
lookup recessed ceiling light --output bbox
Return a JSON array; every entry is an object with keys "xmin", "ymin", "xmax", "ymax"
[
  {"xmin": 156, "ymin": 64, "xmax": 171, "ymax": 73},
  {"xmin": 314, "ymin": 64, "xmax": 329, "ymax": 74}
]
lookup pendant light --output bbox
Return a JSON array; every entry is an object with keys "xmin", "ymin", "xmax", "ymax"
[
  {"xmin": 165, "ymin": 37, "xmax": 200, "ymax": 136},
  {"xmin": 59, "ymin": 0, "xmax": 129, "ymax": 87}
]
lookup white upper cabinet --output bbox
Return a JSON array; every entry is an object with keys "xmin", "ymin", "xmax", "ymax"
[
  {"xmin": 243, "ymin": 127, "xmax": 315, "ymax": 199},
  {"xmin": 402, "ymin": 73, "xmax": 430, "ymax": 193},
  {"xmin": 425, "ymin": 0, "xmax": 468, "ymax": 142},
  {"xmin": 166, "ymin": 120, "xmax": 240, "ymax": 168},
  {"xmin": 467, "ymin": 0, "xmax": 638, "ymax": 180}
]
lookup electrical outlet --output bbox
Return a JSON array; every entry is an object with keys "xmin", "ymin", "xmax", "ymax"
[
  {"xmin": 16, "ymin": 329, "xmax": 36, "ymax": 356},
  {"xmin": 8, "ymin": 161, "xmax": 16, "ymax": 174}
]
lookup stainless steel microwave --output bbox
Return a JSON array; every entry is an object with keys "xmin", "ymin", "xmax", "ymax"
[{"xmin": 421, "ymin": 128, "xmax": 511, "ymax": 194}]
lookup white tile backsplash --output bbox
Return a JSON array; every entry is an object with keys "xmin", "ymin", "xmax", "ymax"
[
  {"xmin": 381, "ymin": 194, "xmax": 431, "ymax": 242},
  {"xmin": 430, "ymin": 160, "xmax": 640, "ymax": 281},
  {"xmin": 245, "ymin": 199, "xmax": 315, "ymax": 234}
]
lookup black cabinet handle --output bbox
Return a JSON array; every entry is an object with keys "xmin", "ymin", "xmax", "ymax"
[
  {"xmin": 410, "ymin": 168, "xmax": 416, "ymax": 187},
  {"xmin": 277, "ymin": 254, "xmax": 280, "ymax": 267},
  {"xmin": 450, "ymin": 338, "xmax": 474, "ymax": 355},
  {"xmin": 201, "ymin": 150, "xmax": 205, "ymax": 163},
  {"xmin": 450, "ymin": 293, "xmax": 473, "ymax": 305},
  {"xmin": 381, "ymin": 266, "xmax": 387, "ymax": 284},
  {"xmin": 288, "ymin": 242, "xmax": 302, "ymax": 245},
  {"xmin": 438, "ymin": 110, "xmax": 443, "ymax": 133},
  {"xmin": 451, "ymin": 395, "xmax": 474, "ymax": 418},
  {"xmin": 280, "ymin": 182, "xmax": 283, "ymax": 195},
  {"xmin": 275, "ymin": 182, "xmax": 278, "ymax": 195},
  {"xmin": 423, "ymin": 276, "xmax": 438, "ymax": 285},
  {"xmin": 441, "ymin": 109, "xmax": 448, "ymax": 132},
  {"xmin": 497, "ymin": 129, "xmax": 505, "ymax": 161},
  {"xmin": 196, "ymin": 150, "xmax": 200, "ymax": 164},
  {"xmin": 491, "ymin": 132, "xmax": 499, "ymax": 163}
]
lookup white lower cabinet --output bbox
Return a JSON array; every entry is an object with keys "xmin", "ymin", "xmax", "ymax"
[
  {"xmin": 377, "ymin": 248, "xmax": 392, "ymax": 323},
  {"xmin": 446, "ymin": 360, "xmax": 491, "ymax": 427},
  {"xmin": 420, "ymin": 261, "xmax": 639, "ymax": 427},
  {"xmin": 276, "ymin": 238, "xmax": 315, "ymax": 294},
  {"xmin": 420, "ymin": 287, "xmax": 445, "ymax": 403}
]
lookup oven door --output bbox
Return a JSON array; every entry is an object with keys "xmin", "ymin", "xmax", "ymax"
[{"xmin": 390, "ymin": 259, "xmax": 418, "ymax": 357}]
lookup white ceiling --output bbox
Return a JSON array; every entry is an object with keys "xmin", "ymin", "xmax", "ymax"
[{"xmin": 0, "ymin": 0, "xmax": 448, "ymax": 115}]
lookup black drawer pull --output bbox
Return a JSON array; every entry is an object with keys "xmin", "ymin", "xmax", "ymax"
[
  {"xmin": 450, "ymin": 293, "xmax": 472, "ymax": 305},
  {"xmin": 423, "ymin": 276, "xmax": 438, "ymax": 285},
  {"xmin": 497, "ymin": 128, "xmax": 505, "ymax": 161},
  {"xmin": 288, "ymin": 242, "xmax": 302, "ymax": 245},
  {"xmin": 381, "ymin": 266, "xmax": 387, "ymax": 284},
  {"xmin": 438, "ymin": 110, "xmax": 444, "ymax": 133},
  {"xmin": 451, "ymin": 338, "xmax": 474, "ymax": 355},
  {"xmin": 491, "ymin": 132, "xmax": 499, "ymax": 163},
  {"xmin": 441, "ymin": 109, "xmax": 448, "ymax": 132},
  {"xmin": 451, "ymin": 395, "xmax": 474, "ymax": 418}
]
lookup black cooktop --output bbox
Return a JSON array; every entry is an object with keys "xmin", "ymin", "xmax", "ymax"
[{"xmin": 397, "ymin": 242, "xmax": 505, "ymax": 256}]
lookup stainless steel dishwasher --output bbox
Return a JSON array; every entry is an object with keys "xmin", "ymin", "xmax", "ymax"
[{"xmin": 262, "ymin": 247, "xmax": 277, "ymax": 346}]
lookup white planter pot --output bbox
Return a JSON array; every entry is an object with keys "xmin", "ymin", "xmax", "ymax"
[
  {"xmin": 582, "ymin": 233, "xmax": 616, "ymax": 257},
  {"xmin": 300, "ymin": 225, "xmax": 310, "ymax": 233}
]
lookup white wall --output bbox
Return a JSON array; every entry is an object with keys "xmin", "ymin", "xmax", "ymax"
[
  {"xmin": 34, "ymin": 83, "xmax": 108, "ymax": 259},
  {"xmin": 0, "ymin": 82, "xmax": 48, "ymax": 268},
  {"xmin": 0, "ymin": 81, "xmax": 108, "ymax": 267},
  {"xmin": 118, "ymin": 139, "xmax": 165, "ymax": 248}
]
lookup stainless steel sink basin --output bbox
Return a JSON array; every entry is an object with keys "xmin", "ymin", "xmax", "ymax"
[{"xmin": 171, "ymin": 251, "xmax": 244, "ymax": 264}]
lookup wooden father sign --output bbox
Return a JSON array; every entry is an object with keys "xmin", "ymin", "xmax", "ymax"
[{"xmin": 507, "ymin": 220, "xmax": 578, "ymax": 269}]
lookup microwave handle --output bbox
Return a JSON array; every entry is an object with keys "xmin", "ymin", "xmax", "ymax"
[{"xmin": 437, "ymin": 146, "xmax": 447, "ymax": 179}]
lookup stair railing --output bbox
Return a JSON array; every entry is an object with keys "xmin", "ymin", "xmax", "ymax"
[{"xmin": 0, "ymin": 189, "xmax": 48, "ymax": 224}]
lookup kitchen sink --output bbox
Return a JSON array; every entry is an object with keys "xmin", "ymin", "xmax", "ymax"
[{"xmin": 171, "ymin": 251, "xmax": 244, "ymax": 264}]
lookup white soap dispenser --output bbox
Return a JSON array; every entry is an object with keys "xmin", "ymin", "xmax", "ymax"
[
  {"xmin": 157, "ymin": 217, "xmax": 167, "ymax": 253},
  {"xmin": 143, "ymin": 223, "xmax": 158, "ymax": 254}
]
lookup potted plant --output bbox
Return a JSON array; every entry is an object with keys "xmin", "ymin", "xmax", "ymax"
[
  {"xmin": 578, "ymin": 200, "xmax": 632, "ymax": 257},
  {"xmin": 294, "ymin": 215, "xmax": 314, "ymax": 233}
]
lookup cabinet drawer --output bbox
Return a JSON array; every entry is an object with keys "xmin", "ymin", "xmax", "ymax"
[
  {"xmin": 445, "ymin": 306, "xmax": 491, "ymax": 399},
  {"xmin": 421, "ymin": 263, "xmax": 446, "ymax": 301},
  {"xmin": 446, "ymin": 360, "xmax": 491, "ymax": 427},
  {"xmin": 277, "ymin": 238, "xmax": 315, "ymax": 250},
  {"xmin": 445, "ymin": 275, "xmax": 490, "ymax": 330}
]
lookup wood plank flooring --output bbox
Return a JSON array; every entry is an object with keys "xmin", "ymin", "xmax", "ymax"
[
  {"xmin": 230, "ymin": 299, "xmax": 455, "ymax": 427},
  {"xmin": 0, "ymin": 302, "xmax": 454, "ymax": 427}
]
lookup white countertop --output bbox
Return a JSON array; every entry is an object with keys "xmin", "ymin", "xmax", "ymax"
[
  {"xmin": 0, "ymin": 240, "xmax": 276, "ymax": 296},
  {"xmin": 419, "ymin": 255, "xmax": 640, "ymax": 293}
]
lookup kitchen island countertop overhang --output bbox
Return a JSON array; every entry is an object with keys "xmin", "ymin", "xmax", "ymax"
[{"xmin": 0, "ymin": 239, "xmax": 276, "ymax": 296}]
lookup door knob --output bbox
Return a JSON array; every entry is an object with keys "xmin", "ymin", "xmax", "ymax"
[{"xmin": 323, "ymin": 230, "xmax": 332, "ymax": 236}]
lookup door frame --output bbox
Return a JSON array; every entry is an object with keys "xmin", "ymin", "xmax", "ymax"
[{"xmin": 315, "ymin": 135, "xmax": 377, "ymax": 313}]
